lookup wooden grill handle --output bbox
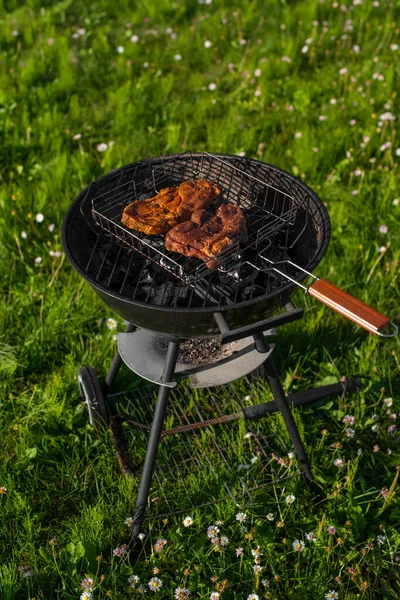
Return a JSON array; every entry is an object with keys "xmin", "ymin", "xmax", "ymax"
[{"xmin": 308, "ymin": 278, "xmax": 390, "ymax": 335}]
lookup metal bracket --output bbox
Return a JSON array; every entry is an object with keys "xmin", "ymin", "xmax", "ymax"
[{"xmin": 213, "ymin": 306, "xmax": 304, "ymax": 345}]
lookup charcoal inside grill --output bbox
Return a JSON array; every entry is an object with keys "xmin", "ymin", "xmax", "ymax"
[{"xmin": 160, "ymin": 337, "xmax": 224, "ymax": 366}]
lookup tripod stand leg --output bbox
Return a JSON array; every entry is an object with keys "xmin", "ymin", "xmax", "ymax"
[
  {"xmin": 104, "ymin": 323, "xmax": 136, "ymax": 394},
  {"xmin": 254, "ymin": 334, "xmax": 313, "ymax": 481},
  {"xmin": 131, "ymin": 340, "xmax": 180, "ymax": 540}
]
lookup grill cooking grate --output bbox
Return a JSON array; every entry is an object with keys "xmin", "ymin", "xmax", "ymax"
[
  {"xmin": 77, "ymin": 153, "xmax": 326, "ymax": 310},
  {"xmin": 86, "ymin": 152, "xmax": 308, "ymax": 283}
]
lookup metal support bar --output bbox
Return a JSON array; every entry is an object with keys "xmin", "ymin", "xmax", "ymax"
[
  {"xmin": 242, "ymin": 378, "xmax": 363, "ymax": 420},
  {"xmin": 254, "ymin": 333, "xmax": 313, "ymax": 481},
  {"xmin": 104, "ymin": 322, "xmax": 136, "ymax": 393},
  {"xmin": 214, "ymin": 307, "xmax": 304, "ymax": 345},
  {"xmin": 131, "ymin": 340, "xmax": 180, "ymax": 540}
]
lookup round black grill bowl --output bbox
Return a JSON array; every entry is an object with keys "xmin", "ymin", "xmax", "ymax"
[{"xmin": 62, "ymin": 153, "xmax": 331, "ymax": 337}]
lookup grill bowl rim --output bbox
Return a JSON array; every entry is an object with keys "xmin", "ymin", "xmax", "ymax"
[{"xmin": 62, "ymin": 152, "xmax": 331, "ymax": 315}]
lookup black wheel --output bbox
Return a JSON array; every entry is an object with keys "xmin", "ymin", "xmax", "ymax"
[{"xmin": 77, "ymin": 366, "xmax": 109, "ymax": 427}]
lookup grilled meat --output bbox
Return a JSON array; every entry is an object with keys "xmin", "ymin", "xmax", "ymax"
[
  {"xmin": 121, "ymin": 179, "xmax": 222, "ymax": 235},
  {"xmin": 165, "ymin": 203, "xmax": 247, "ymax": 268}
]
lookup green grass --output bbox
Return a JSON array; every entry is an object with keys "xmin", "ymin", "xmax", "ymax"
[{"xmin": 1, "ymin": 0, "xmax": 400, "ymax": 598}]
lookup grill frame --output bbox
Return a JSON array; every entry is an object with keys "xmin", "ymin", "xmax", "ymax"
[
  {"xmin": 88, "ymin": 152, "xmax": 306, "ymax": 282},
  {"xmin": 62, "ymin": 153, "xmax": 331, "ymax": 337}
]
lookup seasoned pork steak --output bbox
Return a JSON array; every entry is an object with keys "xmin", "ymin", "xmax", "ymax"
[
  {"xmin": 121, "ymin": 180, "xmax": 222, "ymax": 235},
  {"xmin": 165, "ymin": 203, "xmax": 247, "ymax": 268}
]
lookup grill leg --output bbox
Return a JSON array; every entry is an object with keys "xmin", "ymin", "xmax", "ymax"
[
  {"xmin": 104, "ymin": 323, "xmax": 136, "ymax": 394},
  {"xmin": 131, "ymin": 340, "xmax": 180, "ymax": 541},
  {"xmin": 254, "ymin": 334, "xmax": 313, "ymax": 481}
]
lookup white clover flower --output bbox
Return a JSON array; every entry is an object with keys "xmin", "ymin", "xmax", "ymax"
[
  {"xmin": 351, "ymin": 190, "xmax": 359, "ymax": 196},
  {"xmin": 174, "ymin": 588, "xmax": 191, "ymax": 599},
  {"xmin": 244, "ymin": 432, "xmax": 254, "ymax": 439},
  {"xmin": 306, "ymin": 531, "xmax": 317, "ymax": 542},
  {"xmin": 107, "ymin": 318, "xmax": 118, "ymax": 330},
  {"xmin": 371, "ymin": 423, "xmax": 380, "ymax": 432},
  {"xmin": 390, "ymin": 43, "xmax": 399, "ymax": 51},
  {"xmin": 353, "ymin": 169, "xmax": 363, "ymax": 176},
  {"xmin": 288, "ymin": 452, "xmax": 294, "ymax": 459},
  {"xmin": 380, "ymin": 111, "xmax": 396, "ymax": 121},
  {"xmin": 220, "ymin": 536, "xmax": 229, "ymax": 546},
  {"xmin": 77, "ymin": 28, "xmax": 86, "ymax": 36},
  {"xmin": 319, "ymin": 115, "xmax": 327, "ymax": 121},
  {"xmin": 377, "ymin": 535, "xmax": 386, "ymax": 545},
  {"xmin": 281, "ymin": 56, "xmax": 292, "ymax": 62},
  {"xmin": 21, "ymin": 231, "xmax": 27, "ymax": 239},
  {"xmin": 73, "ymin": 133, "xmax": 82, "ymax": 140},
  {"xmin": 239, "ymin": 38, "xmax": 247, "ymax": 45},
  {"xmin": 208, "ymin": 82, "xmax": 217, "ymax": 91},
  {"xmin": 48, "ymin": 223, "xmax": 55, "ymax": 232},
  {"xmin": 183, "ymin": 516, "xmax": 193, "ymax": 527},
  {"xmin": 174, "ymin": 54, "xmax": 182, "ymax": 61},
  {"xmin": 352, "ymin": 44, "xmax": 360, "ymax": 53},
  {"xmin": 117, "ymin": 46, "xmax": 124, "ymax": 54},
  {"xmin": 138, "ymin": 533, "xmax": 145, "ymax": 540},
  {"xmin": 379, "ymin": 224, "xmax": 388, "ymax": 234},
  {"xmin": 329, "ymin": 98, "xmax": 337, "ymax": 104},
  {"xmin": 236, "ymin": 547, "xmax": 244, "ymax": 556},
  {"xmin": 143, "ymin": 61, "xmax": 149, "ymax": 68},
  {"xmin": 97, "ymin": 143, "xmax": 108, "ymax": 152},
  {"xmin": 292, "ymin": 539, "xmax": 305, "ymax": 552},
  {"xmin": 301, "ymin": 45, "xmax": 309, "ymax": 54},
  {"xmin": 343, "ymin": 415, "xmax": 355, "ymax": 425},
  {"xmin": 393, "ymin": 198, "xmax": 399, "ymax": 205},
  {"xmin": 128, "ymin": 575, "xmax": 140, "ymax": 587},
  {"xmin": 345, "ymin": 428, "xmax": 355, "ymax": 438},
  {"xmin": 253, "ymin": 565, "xmax": 263, "ymax": 574},
  {"xmin": 204, "ymin": 40, "xmax": 212, "ymax": 48},
  {"xmin": 384, "ymin": 397, "xmax": 393, "ymax": 407},
  {"xmin": 285, "ymin": 494, "xmax": 296, "ymax": 504},
  {"xmin": 294, "ymin": 131, "xmax": 302, "ymax": 139},
  {"xmin": 130, "ymin": 34, "xmax": 139, "ymax": 43},
  {"xmin": 254, "ymin": 68, "xmax": 262, "ymax": 77},
  {"xmin": 148, "ymin": 577, "xmax": 163, "ymax": 592},
  {"xmin": 334, "ymin": 458, "xmax": 344, "ymax": 467},
  {"xmin": 34, "ymin": 257, "xmax": 42, "ymax": 264},
  {"xmin": 339, "ymin": 67, "xmax": 348, "ymax": 75},
  {"xmin": 35, "ymin": 213, "xmax": 44, "ymax": 223},
  {"xmin": 236, "ymin": 512, "xmax": 247, "ymax": 523}
]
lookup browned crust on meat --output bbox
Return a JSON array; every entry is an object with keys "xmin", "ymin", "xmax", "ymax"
[
  {"xmin": 121, "ymin": 180, "xmax": 222, "ymax": 235},
  {"xmin": 165, "ymin": 203, "xmax": 247, "ymax": 269}
]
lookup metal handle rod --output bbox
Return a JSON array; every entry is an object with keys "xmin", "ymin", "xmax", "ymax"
[{"xmin": 131, "ymin": 340, "xmax": 180, "ymax": 540}]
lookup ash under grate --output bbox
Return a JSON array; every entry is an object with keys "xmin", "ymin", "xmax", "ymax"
[{"xmin": 109, "ymin": 381, "xmax": 301, "ymax": 516}]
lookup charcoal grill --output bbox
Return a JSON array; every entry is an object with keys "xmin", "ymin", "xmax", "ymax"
[{"xmin": 62, "ymin": 152, "xmax": 397, "ymax": 540}]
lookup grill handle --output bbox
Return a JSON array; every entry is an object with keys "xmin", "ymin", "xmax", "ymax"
[{"xmin": 308, "ymin": 279, "xmax": 393, "ymax": 336}]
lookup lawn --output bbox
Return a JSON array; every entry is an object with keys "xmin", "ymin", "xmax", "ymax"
[{"xmin": 0, "ymin": 0, "xmax": 400, "ymax": 598}]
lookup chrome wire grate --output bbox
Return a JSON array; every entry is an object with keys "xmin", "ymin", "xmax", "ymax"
[
  {"xmin": 87, "ymin": 152, "xmax": 308, "ymax": 282},
  {"xmin": 109, "ymin": 381, "xmax": 301, "ymax": 516}
]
